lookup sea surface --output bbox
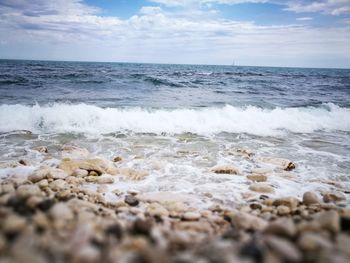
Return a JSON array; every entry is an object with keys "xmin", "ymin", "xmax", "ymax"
[{"xmin": 1, "ymin": 59, "xmax": 350, "ymax": 206}]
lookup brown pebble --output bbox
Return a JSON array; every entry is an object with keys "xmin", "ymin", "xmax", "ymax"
[{"xmin": 303, "ymin": 191, "xmax": 320, "ymax": 206}]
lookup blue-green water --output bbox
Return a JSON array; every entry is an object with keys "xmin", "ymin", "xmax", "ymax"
[{"xmin": 0, "ymin": 59, "xmax": 349, "ymax": 205}]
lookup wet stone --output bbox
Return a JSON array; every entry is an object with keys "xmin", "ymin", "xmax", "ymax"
[
  {"xmin": 322, "ymin": 192, "xmax": 346, "ymax": 203},
  {"xmin": 105, "ymin": 223, "xmax": 123, "ymax": 239},
  {"xmin": 302, "ymin": 191, "xmax": 320, "ymax": 206},
  {"xmin": 132, "ymin": 218, "xmax": 153, "ymax": 236},
  {"xmin": 125, "ymin": 195, "xmax": 139, "ymax": 206},
  {"xmin": 183, "ymin": 212, "xmax": 201, "ymax": 221},
  {"xmin": 249, "ymin": 183, "xmax": 274, "ymax": 193},
  {"xmin": 37, "ymin": 198, "xmax": 56, "ymax": 212}
]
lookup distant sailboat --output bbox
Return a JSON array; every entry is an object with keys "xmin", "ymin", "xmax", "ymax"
[{"xmin": 232, "ymin": 60, "xmax": 235, "ymax": 66}]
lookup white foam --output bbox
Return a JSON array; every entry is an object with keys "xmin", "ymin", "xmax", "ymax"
[{"xmin": 0, "ymin": 103, "xmax": 349, "ymax": 136}]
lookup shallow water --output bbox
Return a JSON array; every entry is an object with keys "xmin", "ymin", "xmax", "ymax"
[{"xmin": 0, "ymin": 60, "xmax": 350, "ymax": 206}]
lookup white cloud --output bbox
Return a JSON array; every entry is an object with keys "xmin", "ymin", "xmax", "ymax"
[
  {"xmin": 296, "ymin": 17, "xmax": 313, "ymax": 21},
  {"xmin": 0, "ymin": 0, "xmax": 349, "ymax": 67},
  {"xmin": 285, "ymin": 0, "xmax": 350, "ymax": 16},
  {"xmin": 149, "ymin": 0, "xmax": 268, "ymax": 6}
]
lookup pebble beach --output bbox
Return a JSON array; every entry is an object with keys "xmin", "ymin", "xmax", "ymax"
[{"xmin": 0, "ymin": 144, "xmax": 350, "ymax": 262}]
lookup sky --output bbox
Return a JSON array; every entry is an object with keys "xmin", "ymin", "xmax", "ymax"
[{"xmin": 0, "ymin": 0, "xmax": 350, "ymax": 68}]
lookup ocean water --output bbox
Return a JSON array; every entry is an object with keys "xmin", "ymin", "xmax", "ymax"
[{"xmin": 1, "ymin": 59, "xmax": 350, "ymax": 206}]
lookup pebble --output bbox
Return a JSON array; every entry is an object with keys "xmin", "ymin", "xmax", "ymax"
[
  {"xmin": 183, "ymin": 212, "xmax": 201, "ymax": 221},
  {"xmin": 49, "ymin": 202, "xmax": 74, "ymax": 221},
  {"xmin": 96, "ymin": 176, "xmax": 114, "ymax": 184},
  {"xmin": 247, "ymin": 174, "xmax": 267, "ymax": 182},
  {"xmin": 49, "ymin": 179, "xmax": 68, "ymax": 192},
  {"xmin": 47, "ymin": 168, "xmax": 68, "ymax": 180},
  {"xmin": 0, "ymin": 183, "xmax": 15, "ymax": 195},
  {"xmin": 228, "ymin": 211, "xmax": 268, "ymax": 231},
  {"xmin": 264, "ymin": 218, "xmax": 296, "ymax": 238},
  {"xmin": 72, "ymin": 245, "xmax": 100, "ymax": 263},
  {"xmin": 72, "ymin": 168, "xmax": 89, "ymax": 177},
  {"xmin": 316, "ymin": 210, "xmax": 340, "ymax": 233},
  {"xmin": 265, "ymin": 236, "xmax": 302, "ymax": 262},
  {"xmin": 249, "ymin": 183, "xmax": 274, "ymax": 193},
  {"xmin": 133, "ymin": 219, "xmax": 153, "ymax": 236},
  {"xmin": 34, "ymin": 146, "xmax": 48, "ymax": 153},
  {"xmin": 146, "ymin": 203, "xmax": 169, "ymax": 217},
  {"xmin": 3, "ymin": 214, "xmax": 27, "ymax": 234},
  {"xmin": 259, "ymin": 157, "xmax": 296, "ymax": 171},
  {"xmin": 273, "ymin": 197, "xmax": 299, "ymax": 209},
  {"xmin": 125, "ymin": 195, "xmax": 139, "ymax": 206},
  {"xmin": 298, "ymin": 233, "xmax": 332, "ymax": 251},
  {"xmin": 211, "ymin": 165, "xmax": 240, "ymax": 175},
  {"xmin": 16, "ymin": 184, "xmax": 42, "ymax": 199},
  {"xmin": 322, "ymin": 192, "xmax": 346, "ymax": 203},
  {"xmin": 37, "ymin": 179, "xmax": 49, "ymax": 188},
  {"xmin": 277, "ymin": 205, "xmax": 291, "ymax": 215},
  {"xmin": 302, "ymin": 191, "xmax": 320, "ymax": 206},
  {"xmin": 113, "ymin": 156, "xmax": 123, "ymax": 162}
]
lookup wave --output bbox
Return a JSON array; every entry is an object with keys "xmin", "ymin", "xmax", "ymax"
[{"xmin": 0, "ymin": 103, "xmax": 349, "ymax": 136}]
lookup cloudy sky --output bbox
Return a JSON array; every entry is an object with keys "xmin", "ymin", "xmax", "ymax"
[{"xmin": 0, "ymin": 0, "xmax": 349, "ymax": 68}]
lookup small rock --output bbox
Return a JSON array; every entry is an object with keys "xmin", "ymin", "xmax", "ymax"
[
  {"xmin": 34, "ymin": 146, "xmax": 48, "ymax": 153},
  {"xmin": 125, "ymin": 195, "xmax": 139, "ymax": 206},
  {"xmin": 18, "ymin": 159, "xmax": 29, "ymax": 166},
  {"xmin": 228, "ymin": 211, "xmax": 268, "ymax": 231},
  {"xmin": 322, "ymin": 192, "xmax": 346, "ymax": 203},
  {"xmin": 146, "ymin": 203, "xmax": 169, "ymax": 217},
  {"xmin": 72, "ymin": 244, "xmax": 100, "ymax": 263},
  {"xmin": 72, "ymin": 169, "xmax": 89, "ymax": 177},
  {"xmin": 89, "ymin": 171, "xmax": 99, "ymax": 177},
  {"xmin": 183, "ymin": 212, "xmax": 201, "ymax": 221},
  {"xmin": 28, "ymin": 169, "xmax": 48, "ymax": 183},
  {"xmin": 132, "ymin": 218, "xmax": 152, "ymax": 236},
  {"xmin": 105, "ymin": 223, "xmax": 123, "ymax": 239},
  {"xmin": 251, "ymin": 167, "xmax": 273, "ymax": 174},
  {"xmin": 265, "ymin": 236, "xmax": 302, "ymax": 262},
  {"xmin": 211, "ymin": 165, "xmax": 240, "ymax": 175},
  {"xmin": 37, "ymin": 179, "xmax": 49, "ymax": 189},
  {"xmin": 315, "ymin": 210, "xmax": 340, "ymax": 233},
  {"xmin": 96, "ymin": 176, "xmax": 114, "ymax": 184},
  {"xmin": 26, "ymin": 195, "xmax": 44, "ymax": 208},
  {"xmin": 277, "ymin": 205, "xmax": 291, "ymax": 215},
  {"xmin": 0, "ymin": 183, "xmax": 15, "ymax": 195},
  {"xmin": 298, "ymin": 233, "xmax": 332, "ymax": 251},
  {"xmin": 264, "ymin": 218, "xmax": 296, "ymax": 238},
  {"xmin": 249, "ymin": 183, "xmax": 274, "ymax": 193},
  {"xmin": 247, "ymin": 174, "xmax": 267, "ymax": 182},
  {"xmin": 16, "ymin": 184, "xmax": 42, "ymax": 199},
  {"xmin": 303, "ymin": 191, "xmax": 320, "ymax": 206},
  {"xmin": 37, "ymin": 198, "xmax": 56, "ymax": 211},
  {"xmin": 113, "ymin": 156, "xmax": 123, "ymax": 162},
  {"xmin": 3, "ymin": 214, "xmax": 27, "ymax": 234},
  {"xmin": 49, "ymin": 179, "xmax": 68, "ymax": 192},
  {"xmin": 273, "ymin": 197, "xmax": 299, "ymax": 209},
  {"xmin": 259, "ymin": 157, "xmax": 296, "ymax": 171},
  {"xmin": 47, "ymin": 168, "xmax": 68, "ymax": 180},
  {"xmin": 49, "ymin": 202, "xmax": 74, "ymax": 221}
]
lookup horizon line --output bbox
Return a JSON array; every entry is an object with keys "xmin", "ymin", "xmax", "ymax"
[{"xmin": 0, "ymin": 58, "xmax": 349, "ymax": 70}]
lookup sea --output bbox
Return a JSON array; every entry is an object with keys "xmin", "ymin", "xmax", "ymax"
[{"xmin": 1, "ymin": 59, "xmax": 350, "ymax": 206}]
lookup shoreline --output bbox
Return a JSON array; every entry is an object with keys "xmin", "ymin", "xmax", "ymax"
[{"xmin": 0, "ymin": 145, "xmax": 349, "ymax": 262}]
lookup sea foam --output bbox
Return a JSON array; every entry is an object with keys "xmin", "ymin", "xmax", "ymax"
[{"xmin": 0, "ymin": 103, "xmax": 349, "ymax": 136}]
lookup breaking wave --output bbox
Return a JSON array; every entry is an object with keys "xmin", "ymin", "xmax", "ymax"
[{"xmin": 0, "ymin": 103, "xmax": 349, "ymax": 136}]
